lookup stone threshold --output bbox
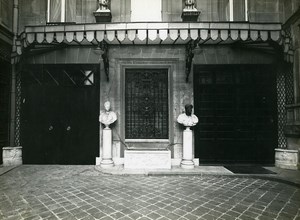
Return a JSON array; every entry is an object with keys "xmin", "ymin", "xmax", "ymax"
[{"xmin": 95, "ymin": 165, "xmax": 233, "ymax": 176}]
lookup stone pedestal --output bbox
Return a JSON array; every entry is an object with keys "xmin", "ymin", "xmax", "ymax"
[
  {"xmin": 181, "ymin": 127, "xmax": 194, "ymax": 169},
  {"xmin": 93, "ymin": 11, "xmax": 112, "ymax": 23},
  {"xmin": 2, "ymin": 146, "xmax": 22, "ymax": 166},
  {"xmin": 181, "ymin": 11, "xmax": 201, "ymax": 22},
  {"xmin": 124, "ymin": 150, "xmax": 171, "ymax": 169},
  {"xmin": 181, "ymin": 0, "xmax": 200, "ymax": 22},
  {"xmin": 275, "ymin": 148, "xmax": 299, "ymax": 170},
  {"xmin": 100, "ymin": 128, "xmax": 114, "ymax": 168}
]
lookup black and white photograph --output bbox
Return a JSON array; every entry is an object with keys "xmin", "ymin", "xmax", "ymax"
[{"xmin": 0, "ymin": 0, "xmax": 300, "ymax": 219}]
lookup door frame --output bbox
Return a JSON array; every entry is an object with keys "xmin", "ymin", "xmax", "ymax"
[{"xmin": 120, "ymin": 61, "xmax": 175, "ymax": 151}]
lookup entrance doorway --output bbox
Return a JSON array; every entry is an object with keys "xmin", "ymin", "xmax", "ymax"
[
  {"xmin": 21, "ymin": 64, "xmax": 99, "ymax": 164},
  {"xmin": 194, "ymin": 65, "xmax": 277, "ymax": 164}
]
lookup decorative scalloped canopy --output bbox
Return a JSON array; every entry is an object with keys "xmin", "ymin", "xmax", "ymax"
[{"xmin": 13, "ymin": 22, "xmax": 291, "ymax": 63}]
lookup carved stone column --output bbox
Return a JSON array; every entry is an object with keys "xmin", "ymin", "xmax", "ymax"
[
  {"xmin": 99, "ymin": 101, "xmax": 117, "ymax": 168},
  {"xmin": 181, "ymin": 127, "xmax": 194, "ymax": 169},
  {"xmin": 177, "ymin": 104, "xmax": 198, "ymax": 169},
  {"xmin": 101, "ymin": 127, "xmax": 114, "ymax": 167}
]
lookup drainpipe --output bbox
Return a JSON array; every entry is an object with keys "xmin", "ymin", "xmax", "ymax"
[
  {"xmin": 3, "ymin": 0, "xmax": 22, "ymax": 166},
  {"xmin": 10, "ymin": 0, "xmax": 18, "ymax": 147}
]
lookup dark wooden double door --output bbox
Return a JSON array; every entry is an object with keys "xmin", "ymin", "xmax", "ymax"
[
  {"xmin": 21, "ymin": 64, "xmax": 99, "ymax": 164},
  {"xmin": 194, "ymin": 65, "xmax": 277, "ymax": 164},
  {"xmin": 0, "ymin": 61, "xmax": 10, "ymax": 164}
]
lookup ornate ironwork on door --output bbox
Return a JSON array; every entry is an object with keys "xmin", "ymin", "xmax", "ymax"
[
  {"xmin": 125, "ymin": 69, "xmax": 168, "ymax": 139},
  {"xmin": 22, "ymin": 64, "xmax": 97, "ymax": 87}
]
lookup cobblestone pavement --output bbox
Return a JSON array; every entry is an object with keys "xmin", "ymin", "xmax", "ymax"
[{"xmin": 0, "ymin": 166, "xmax": 300, "ymax": 220}]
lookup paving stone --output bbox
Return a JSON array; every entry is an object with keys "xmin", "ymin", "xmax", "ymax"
[
  {"xmin": 99, "ymin": 216, "xmax": 115, "ymax": 220},
  {"xmin": 5, "ymin": 215, "xmax": 24, "ymax": 220},
  {"xmin": 38, "ymin": 211, "xmax": 54, "ymax": 218},
  {"xmin": 208, "ymin": 210, "xmax": 223, "ymax": 217},
  {"xmin": 127, "ymin": 211, "xmax": 143, "ymax": 219},
  {"xmin": 118, "ymin": 216, "xmax": 132, "ymax": 220},
  {"xmin": 201, "ymin": 213, "xmax": 217, "ymax": 220},
  {"xmin": 225, "ymin": 210, "xmax": 240, "ymax": 218},
  {"xmin": 154, "ymin": 208, "xmax": 169, "ymax": 216},
  {"xmin": 56, "ymin": 211, "xmax": 74, "ymax": 219},
  {"xmin": 51, "ymin": 207, "xmax": 66, "ymax": 214},
  {"xmin": 135, "ymin": 208, "xmax": 150, "ymax": 216},
  {"xmin": 238, "ymin": 214, "xmax": 256, "ymax": 220},
  {"xmin": 219, "ymin": 213, "xmax": 235, "ymax": 220},
  {"xmin": 23, "ymin": 215, "xmax": 41, "ymax": 220},
  {"xmin": 184, "ymin": 213, "xmax": 199, "ymax": 220},
  {"xmin": 278, "ymin": 211, "xmax": 298, "ymax": 219},
  {"xmin": 173, "ymin": 208, "xmax": 188, "ymax": 216}
]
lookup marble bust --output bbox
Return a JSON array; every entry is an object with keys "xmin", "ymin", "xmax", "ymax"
[
  {"xmin": 97, "ymin": 0, "xmax": 110, "ymax": 11},
  {"xmin": 183, "ymin": 0, "xmax": 197, "ymax": 11},
  {"xmin": 177, "ymin": 104, "xmax": 198, "ymax": 127},
  {"xmin": 99, "ymin": 101, "xmax": 117, "ymax": 128}
]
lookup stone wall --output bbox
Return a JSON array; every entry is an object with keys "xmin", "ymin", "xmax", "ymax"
[
  {"xmin": 283, "ymin": 0, "xmax": 300, "ymax": 22},
  {"xmin": 19, "ymin": 0, "xmax": 47, "ymax": 32},
  {"xmin": 193, "ymin": 45, "xmax": 277, "ymax": 65},
  {"xmin": 0, "ymin": 0, "xmax": 13, "ymax": 30},
  {"xmin": 291, "ymin": 14, "xmax": 300, "ymax": 103},
  {"xmin": 18, "ymin": 0, "xmax": 97, "ymax": 31},
  {"xmin": 23, "ymin": 47, "xmax": 102, "ymax": 64},
  {"xmin": 17, "ymin": 0, "xmax": 288, "ymax": 33},
  {"xmin": 286, "ymin": 7, "xmax": 300, "ymax": 152},
  {"xmin": 248, "ymin": 0, "xmax": 283, "ymax": 22}
]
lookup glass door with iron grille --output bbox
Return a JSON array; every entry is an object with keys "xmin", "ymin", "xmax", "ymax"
[{"xmin": 125, "ymin": 69, "xmax": 169, "ymax": 148}]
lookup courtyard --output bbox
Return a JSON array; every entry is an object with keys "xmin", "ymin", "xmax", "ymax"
[{"xmin": 0, "ymin": 165, "xmax": 299, "ymax": 220}]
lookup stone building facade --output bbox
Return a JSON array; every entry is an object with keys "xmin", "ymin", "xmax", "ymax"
[
  {"xmin": 1, "ymin": 0, "xmax": 300, "ymax": 168},
  {"xmin": 280, "ymin": 0, "xmax": 300, "ymax": 169}
]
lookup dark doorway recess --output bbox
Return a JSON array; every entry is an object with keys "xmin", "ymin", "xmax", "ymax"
[
  {"xmin": 224, "ymin": 165, "xmax": 276, "ymax": 174},
  {"xmin": 194, "ymin": 65, "xmax": 278, "ymax": 164},
  {"xmin": 21, "ymin": 64, "xmax": 99, "ymax": 165},
  {"xmin": 0, "ymin": 61, "xmax": 10, "ymax": 164}
]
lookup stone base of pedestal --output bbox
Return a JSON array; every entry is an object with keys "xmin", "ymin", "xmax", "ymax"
[
  {"xmin": 96, "ymin": 157, "xmax": 124, "ymax": 166},
  {"xmin": 96, "ymin": 157, "xmax": 101, "ymax": 165},
  {"xmin": 181, "ymin": 159, "xmax": 195, "ymax": 169},
  {"xmin": 100, "ymin": 159, "xmax": 114, "ymax": 168},
  {"xmin": 275, "ymin": 148, "xmax": 299, "ymax": 170},
  {"xmin": 2, "ymin": 146, "xmax": 23, "ymax": 166},
  {"xmin": 172, "ymin": 158, "xmax": 199, "ymax": 166},
  {"xmin": 124, "ymin": 150, "xmax": 171, "ymax": 169}
]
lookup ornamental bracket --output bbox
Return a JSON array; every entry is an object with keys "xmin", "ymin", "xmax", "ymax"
[{"xmin": 185, "ymin": 40, "xmax": 197, "ymax": 83}]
